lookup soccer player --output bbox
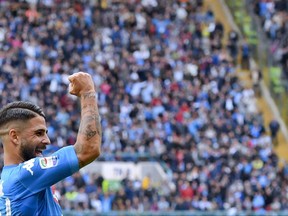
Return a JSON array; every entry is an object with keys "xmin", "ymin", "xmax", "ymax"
[{"xmin": 0, "ymin": 72, "xmax": 102, "ymax": 215}]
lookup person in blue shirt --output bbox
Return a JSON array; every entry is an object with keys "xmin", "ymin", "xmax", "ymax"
[{"xmin": 0, "ymin": 72, "xmax": 102, "ymax": 215}]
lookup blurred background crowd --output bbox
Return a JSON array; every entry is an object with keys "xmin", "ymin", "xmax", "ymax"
[
  {"xmin": 252, "ymin": 0, "xmax": 288, "ymax": 76},
  {"xmin": 0, "ymin": 0, "xmax": 288, "ymax": 214}
]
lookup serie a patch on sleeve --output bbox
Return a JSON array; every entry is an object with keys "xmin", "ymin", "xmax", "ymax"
[{"xmin": 39, "ymin": 156, "xmax": 59, "ymax": 169}]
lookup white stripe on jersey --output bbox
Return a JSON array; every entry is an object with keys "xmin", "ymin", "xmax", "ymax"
[{"xmin": 5, "ymin": 198, "xmax": 11, "ymax": 216}]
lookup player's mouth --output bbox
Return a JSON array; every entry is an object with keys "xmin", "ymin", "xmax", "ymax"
[{"xmin": 35, "ymin": 149, "xmax": 45, "ymax": 157}]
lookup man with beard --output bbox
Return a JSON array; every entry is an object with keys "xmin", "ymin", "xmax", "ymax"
[{"xmin": 0, "ymin": 72, "xmax": 102, "ymax": 215}]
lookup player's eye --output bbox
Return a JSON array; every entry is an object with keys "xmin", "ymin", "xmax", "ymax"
[{"xmin": 35, "ymin": 131, "xmax": 44, "ymax": 136}]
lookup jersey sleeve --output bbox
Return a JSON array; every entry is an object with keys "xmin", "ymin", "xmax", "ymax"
[{"xmin": 17, "ymin": 146, "xmax": 80, "ymax": 193}]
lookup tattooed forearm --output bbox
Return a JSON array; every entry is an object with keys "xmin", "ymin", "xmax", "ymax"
[
  {"xmin": 74, "ymin": 89, "xmax": 102, "ymax": 168},
  {"xmin": 79, "ymin": 114, "xmax": 102, "ymax": 140},
  {"xmin": 82, "ymin": 100, "xmax": 100, "ymax": 117},
  {"xmin": 81, "ymin": 92, "xmax": 96, "ymax": 99},
  {"xmin": 85, "ymin": 125, "xmax": 97, "ymax": 140},
  {"xmin": 82, "ymin": 103, "xmax": 98, "ymax": 109}
]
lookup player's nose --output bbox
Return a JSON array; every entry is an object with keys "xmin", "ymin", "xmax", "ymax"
[{"xmin": 43, "ymin": 134, "xmax": 51, "ymax": 145}]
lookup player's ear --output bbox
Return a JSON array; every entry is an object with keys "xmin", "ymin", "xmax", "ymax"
[{"xmin": 9, "ymin": 129, "xmax": 20, "ymax": 145}]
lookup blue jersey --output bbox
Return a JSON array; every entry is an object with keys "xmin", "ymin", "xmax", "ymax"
[{"xmin": 0, "ymin": 146, "xmax": 79, "ymax": 216}]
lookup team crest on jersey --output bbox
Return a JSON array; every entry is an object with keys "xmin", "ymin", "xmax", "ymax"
[{"xmin": 39, "ymin": 156, "xmax": 58, "ymax": 169}]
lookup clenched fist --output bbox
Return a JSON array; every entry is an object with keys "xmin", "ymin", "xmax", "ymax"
[{"xmin": 68, "ymin": 72, "xmax": 95, "ymax": 97}]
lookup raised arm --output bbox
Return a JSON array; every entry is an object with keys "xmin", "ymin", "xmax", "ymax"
[{"xmin": 68, "ymin": 72, "xmax": 102, "ymax": 168}]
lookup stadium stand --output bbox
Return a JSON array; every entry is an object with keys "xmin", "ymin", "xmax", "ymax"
[
  {"xmin": 1, "ymin": 0, "xmax": 288, "ymax": 215},
  {"xmin": 222, "ymin": 0, "xmax": 288, "ymax": 163},
  {"xmin": 252, "ymin": 0, "xmax": 288, "ymax": 75}
]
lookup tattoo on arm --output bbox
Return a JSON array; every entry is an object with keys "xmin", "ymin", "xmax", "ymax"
[
  {"xmin": 81, "ymin": 92, "xmax": 101, "ymax": 139},
  {"xmin": 79, "ymin": 115, "xmax": 102, "ymax": 139},
  {"xmin": 82, "ymin": 104, "xmax": 95, "ymax": 109},
  {"xmin": 75, "ymin": 91, "xmax": 102, "ymax": 167},
  {"xmin": 81, "ymin": 92, "xmax": 96, "ymax": 99},
  {"xmin": 85, "ymin": 125, "xmax": 97, "ymax": 140}
]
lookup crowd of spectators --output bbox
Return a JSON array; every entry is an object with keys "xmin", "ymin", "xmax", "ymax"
[
  {"xmin": 252, "ymin": 0, "xmax": 288, "ymax": 75},
  {"xmin": 0, "ymin": 0, "xmax": 288, "ymax": 214}
]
